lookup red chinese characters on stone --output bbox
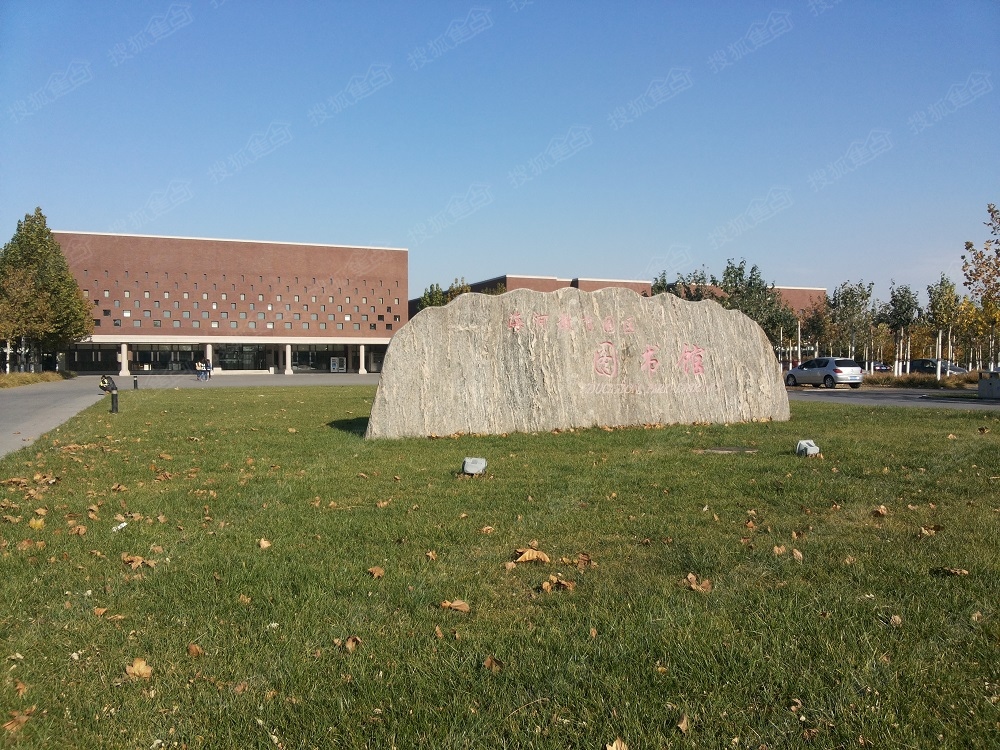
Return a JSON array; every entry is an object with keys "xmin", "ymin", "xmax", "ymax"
[
  {"xmin": 532, "ymin": 313, "xmax": 549, "ymax": 328},
  {"xmin": 641, "ymin": 345, "xmax": 660, "ymax": 377},
  {"xmin": 602, "ymin": 316, "xmax": 615, "ymax": 333},
  {"xmin": 507, "ymin": 311, "xmax": 525, "ymax": 332},
  {"xmin": 557, "ymin": 314, "xmax": 572, "ymax": 331},
  {"xmin": 620, "ymin": 316, "xmax": 636, "ymax": 334},
  {"xmin": 593, "ymin": 341, "xmax": 619, "ymax": 378},
  {"xmin": 678, "ymin": 343, "xmax": 705, "ymax": 375}
]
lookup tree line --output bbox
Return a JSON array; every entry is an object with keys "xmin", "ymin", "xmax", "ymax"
[
  {"xmin": 652, "ymin": 204, "xmax": 1000, "ymax": 370},
  {"xmin": 0, "ymin": 209, "xmax": 92, "ymax": 373}
]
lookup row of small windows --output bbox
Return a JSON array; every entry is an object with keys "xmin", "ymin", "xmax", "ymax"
[
  {"xmin": 93, "ymin": 289, "xmax": 401, "ymax": 306},
  {"xmin": 94, "ymin": 319, "xmax": 389, "ymax": 331},
  {"xmin": 94, "ymin": 294, "xmax": 399, "ymax": 312},
  {"xmin": 101, "ymin": 307, "xmax": 400, "ymax": 323},
  {"xmin": 90, "ymin": 271, "xmax": 398, "ymax": 291}
]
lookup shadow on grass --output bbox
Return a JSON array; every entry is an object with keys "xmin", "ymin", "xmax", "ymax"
[{"xmin": 328, "ymin": 416, "xmax": 369, "ymax": 436}]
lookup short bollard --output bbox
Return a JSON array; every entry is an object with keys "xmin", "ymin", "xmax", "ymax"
[
  {"xmin": 133, "ymin": 375, "xmax": 139, "ymax": 390},
  {"xmin": 111, "ymin": 389, "xmax": 119, "ymax": 414}
]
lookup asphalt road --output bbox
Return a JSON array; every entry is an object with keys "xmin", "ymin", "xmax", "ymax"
[{"xmin": 786, "ymin": 386, "xmax": 1000, "ymax": 411}]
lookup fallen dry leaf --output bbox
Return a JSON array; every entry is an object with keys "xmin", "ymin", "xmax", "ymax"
[
  {"xmin": 890, "ymin": 615, "xmax": 903, "ymax": 628},
  {"xmin": 187, "ymin": 643, "xmax": 205, "ymax": 657},
  {"xmin": 125, "ymin": 657, "xmax": 152, "ymax": 680},
  {"xmin": 239, "ymin": 594, "xmax": 252, "ymax": 605},
  {"xmin": 258, "ymin": 538, "xmax": 272, "ymax": 550},
  {"xmin": 503, "ymin": 561, "xmax": 517, "ymax": 572},
  {"xmin": 678, "ymin": 714, "xmax": 690, "ymax": 733},
  {"xmin": 441, "ymin": 599, "xmax": 471, "ymax": 613},
  {"xmin": 344, "ymin": 635, "xmax": 362, "ymax": 653},
  {"xmin": 434, "ymin": 625, "xmax": 444, "ymax": 639},
  {"xmin": 94, "ymin": 607, "xmax": 108, "ymax": 617},
  {"xmin": 367, "ymin": 566, "xmax": 385, "ymax": 579},
  {"xmin": 483, "ymin": 655, "xmax": 503, "ymax": 673},
  {"xmin": 425, "ymin": 550, "xmax": 437, "ymax": 561},
  {"xmin": 2, "ymin": 706, "xmax": 35, "ymax": 734},
  {"xmin": 480, "ymin": 526, "xmax": 495, "ymax": 535},
  {"xmin": 28, "ymin": 517, "xmax": 44, "ymax": 530},
  {"xmin": 14, "ymin": 681, "xmax": 27, "ymax": 697},
  {"xmin": 872, "ymin": 505, "xmax": 889, "ymax": 517},
  {"xmin": 375, "ymin": 500, "xmax": 390, "ymax": 508},
  {"xmin": 773, "ymin": 545, "xmax": 786, "ymax": 556},
  {"xmin": 792, "ymin": 548, "xmax": 803, "ymax": 563},
  {"xmin": 70, "ymin": 524, "xmax": 87, "ymax": 536},
  {"xmin": 515, "ymin": 548, "xmax": 550, "ymax": 564},
  {"xmin": 606, "ymin": 739, "xmax": 628, "ymax": 750},
  {"xmin": 972, "ymin": 611, "xmax": 983, "ymax": 622},
  {"xmin": 685, "ymin": 572, "xmax": 713, "ymax": 593}
]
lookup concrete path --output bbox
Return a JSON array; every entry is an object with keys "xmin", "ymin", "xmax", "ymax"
[{"xmin": 0, "ymin": 372, "xmax": 381, "ymax": 460}]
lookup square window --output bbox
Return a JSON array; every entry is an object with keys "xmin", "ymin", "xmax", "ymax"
[
  {"xmin": 302, "ymin": 322, "xmax": 309, "ymax": 329},
  {"xmin": 123, "ymin": 310, "xmax": 131, "ymax": 317},
  {"xmin": 319, "ymin": 323, "xmax": 326, "ymax": 330},
  {"xmin": 231, "ymin": 321, "xmax": 238, "ymax": 328},
  {"xmin": 266, "ymin": 322, "xmax": 274, "ymax": 329},
  {"xmin": 153, "ymin": 320, "xmax": 161, "ymax": 328},
  {"xmin": 386, "ymin": 323, "xmax": 392, "ymax": 330},
  {"xmin": 133, "ymin": 320, "xmax": 141, "ymax": 327},
  {"xmin": 336, "ymin": 323, "xmax": 343, "ymax": 330},
  {"xmin": 192, "ymin": 321, "xmax": 200, "ymax": 328},
  {"xmin": 211, "ymin": 321, "xmax": 219, "ymax": 328},
  {"xmin": 173, "ymin": 320, "xmax": 181, "ymax": 328},
  {"xmin": 369, "ymin": 323, "xmax": 376, "ymax": 330},
  {"xmin": 353, "ymin": 323, "xmax": 360, "ymax": 330},
  {"xmin": 144, "ymin": 310, "xmax": 151, "ymax": 318},
  {"xmin": 248, "ymin": 322, "xmax": 256, "ymax": 329},
  {"xmin": 113, "ymin": 319, "xmax": 122, "ymax": 327},
  {"xmin": 284, "ymin": 322, "xmax": 292, "ymax": 329},
  {"xmin": 393, "ymin": 315, "xmax": 400, "ymax": 322},
  {"xmin": 183, "ymin": 311, "xmax": 190, "ymax": 318},
  {"xmin": 344, "ymin": 314, "xmax": 351, "ymax": 321},
  {"xmin": 102, "ymin": 309, "xmax": 111, "ymax": 316},
  {"xmin": 377, "ymin": 315, "xmax": 384, "ymax": 321},
  {"xmin": 163, "ymin": 311, "xmax": 171, "ymax": 318},
  {"xmin": 93, "ymin": 319, "xmax": 101, "ymax": 327}
]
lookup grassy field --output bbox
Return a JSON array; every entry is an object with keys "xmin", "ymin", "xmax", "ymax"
[
  {"xmin": 0, "ymin": 372, "xmax": 72, "ymax": 389},
  {"xmin": 1, "ymin": 386, "xmax": 998, "ymax": 749}
]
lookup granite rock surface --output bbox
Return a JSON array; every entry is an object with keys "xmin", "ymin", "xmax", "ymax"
[{"xmin": 365, "ymin": 288, "xmax": 789, "ymax": 439}]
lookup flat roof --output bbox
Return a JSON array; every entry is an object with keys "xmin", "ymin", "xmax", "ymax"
[{"xmin": 53, "ymin": 230, "xmax": 408, "ymax": 253}]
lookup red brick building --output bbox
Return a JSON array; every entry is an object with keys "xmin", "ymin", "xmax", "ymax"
[
  {"xmin": 54, "ymin": 232, "xmax": 407, "ymax": 375},
  {"xmin": 468, "ymin": 274, "xmax": 652, "ymax": 296}
]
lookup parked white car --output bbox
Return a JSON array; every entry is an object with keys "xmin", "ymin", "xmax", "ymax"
[{"xmin": 785, "ymin": 358, "xmax": 863, "ymax": 389}]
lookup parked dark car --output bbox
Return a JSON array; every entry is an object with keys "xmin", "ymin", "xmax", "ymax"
[
  {"xmin": 785, "ymin": 358, "xmax": 863, "ymax": 389},
  {"xmin": 908, "ymin": 359, "xmax": 968, "ymax": 375},
  {"xmin": 857, "ymin": 360, "xmax": 891, "ymax": 373}
]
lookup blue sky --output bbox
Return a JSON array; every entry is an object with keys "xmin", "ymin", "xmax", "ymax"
[{"xmin": 2, "ymin": 1, "xmax": 997, "ymax": 305}]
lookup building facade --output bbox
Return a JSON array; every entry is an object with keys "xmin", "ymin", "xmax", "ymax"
[
  {"xmin": 54, "ymin": 232, "xmax": 407, "ymax": 376},
  {"xmin": 468, "ymin": 274, "xmax": 652, "ymax": 296}
]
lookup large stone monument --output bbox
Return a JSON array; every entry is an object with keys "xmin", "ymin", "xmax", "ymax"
[{"xmin": 365, "ymin": 288, "xmax": 789, "ymax": 439}]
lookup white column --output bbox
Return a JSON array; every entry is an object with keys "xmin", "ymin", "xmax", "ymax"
[
  {"xmin": 284, "ymin": 343, "xmax": 293, "ymax": 375},
  {"xmin": 118, "ymin": 343, "xmax": 130, "ymax": 377},
  {"xmin": 358, "ymin": 344, "xmax": 367, "ymax": 374}
]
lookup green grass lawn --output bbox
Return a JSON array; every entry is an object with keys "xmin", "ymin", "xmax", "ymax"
[{"xmin": 1, "ymin": 386, "xmax": 998, "ymax": 748}]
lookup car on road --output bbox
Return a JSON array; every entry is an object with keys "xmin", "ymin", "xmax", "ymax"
[
  {"xmin": 859, "ymin": 360, "xmax": 891, "ymax": 373},
  {"xmin": 908, "ymin": 359, "xmax": 968, "ymax": 375},
  {"xmin": 785, "ymin": 358, "xmax": 864, "ymax": 389}
]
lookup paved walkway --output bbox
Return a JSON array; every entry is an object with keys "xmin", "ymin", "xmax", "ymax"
[{"xmin": 0, "ymin": 372, "xmax": 381, "ymax": 460}]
